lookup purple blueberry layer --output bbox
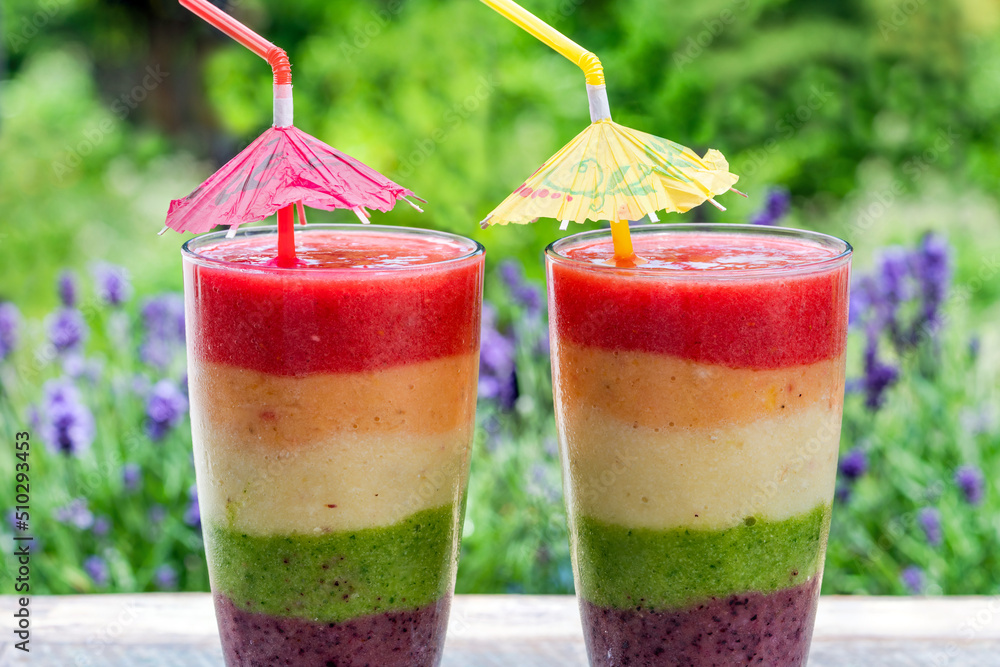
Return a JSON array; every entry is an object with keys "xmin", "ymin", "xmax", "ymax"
[
  {"xmin": 215, "ymin": 592, "xmax": 450, "ymax": 667},
  {"xmin": 580, "ymin": 577, "xmax": 820, "ymax": 666}
]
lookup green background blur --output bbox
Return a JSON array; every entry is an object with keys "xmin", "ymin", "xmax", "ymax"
[
  {"xmin": 2, "ymin": 0, "xmax": 1000, "ymax": 598},
  {"xmin": 1, "ymin": 0, "xmax": 1000, "ymax": 316}
]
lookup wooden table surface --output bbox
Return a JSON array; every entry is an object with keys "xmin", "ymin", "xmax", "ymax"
[{"xmin": 2, "ymin": 593, "xmax": 998, "ymax": 666}]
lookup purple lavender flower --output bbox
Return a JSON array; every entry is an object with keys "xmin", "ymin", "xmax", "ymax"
[
  {"xmin": 877, "ymin": 246, "xmax": 911, "ymax": 309},
  {"xmin": 84, "ymin": 555, "xmax": 110, "ymax": 587},
  {"xmin": 854, "ymin": 246, "xmax": 911, "ymax": 348},
  {"xmin": 479, "ymin": 305, "xmax": 518, "ymax": 410},
  {"xmin": 58, "ymin": 271, "xmax": 78, "ymax": 308},
  {"xmin": 834, "ymin": 484, "xmax": 852, "ymax": 504},
  {"xmin": 26, "ymin": 406, "xmax": 41, "ymax": 432},
  {"xmin": 63, "ymin": 354, "xmax": 102, "ymax": 383},
  {"xmin": 513, "ymin": 284, "xmax": 543, "ymax": 316},
  {"xmin": 39, "ymin": 379, "xmax": 95, "ymax": 456},
  {"xmin": 862, "ymin": 331, "xmax": 898, "ymax": 410},
  {"xmin": 54, "ymin": 498, "xmax": 94, "ymax": 530},
  {"xmin": 92, "ymin": 263, "xmax": 132, "ymax": 307},
  {"xmin": 43, "ymin": 379, "xmax": 78, "ymax": 405},
  {"xmin": 848, "ymin": 234, "xmax": 955, "ymax": 354},
  {"xmin": 528, "ymin": 463, "xmax": 560, "ymax": 502},
  {"xmin": 750, "ymin": 187, "xmax": 791, "ymax": 226},
  {"xmin": 482, "ymin": 415, "xmax": 502, "ymax": 441},
  {"xmin": 122, "ymin": 463, "xmax": 142, "ymax": 492},
  {"xmin": 843, "ymin": 378, "xmax": 863, "ymax": 395},
  {"xmin": 140, "ymin": 340, "xmax": 172, "ymax": 370},
  {"xmin": 62, "ymin": 354, "xmax": 85, "ymax": 378},
  {"xmin": 969, "ymin": 336, "xmax": 981, "ymax": 361},
  {"xmin": 499, "ymin": 260, "xmax": 523, "ymax": 290},
  {"xmin": 48, "ymin": 308, "xmax": 87, "ymax": 353},
  {"xmin": 910, "ymin": 232, "xmax": 950, "ymax": 336},
  {"xmin": 839, "ymin": 448, "xmax": 868, "ymax": 481},
  {"xmin": 0, "ymin": 302, "xmax": 21, "ymax": 360},
  {"xmin": 918, "ymin": 508, "xmax": 942, "ymax": 547},
  {"xmin": 955, "ymin": 465, "xmax": 985, "ymax": 505},
  {"xmin": 498, "ymin": 260, "xmax": 543, "ymax": 316},
  {"xmin": 145, "ymin": 379, "xmax": 189, "ymax": 441},
  {"xmin": 535, "ymin": 327, "xmax": 551, "ymax": 356},
  {"xmin": 92, "ymin": 516, "xmax": 111, "ymax": 538},
  {"xmin": 848, "ymin": 279, "xmax": 872, "ymax": 328},
  {"xmin": 900, "ymin": 566, "xmax": 925, "ymax": 594},
  {"xmin": 131, "ymin": 374, "xmax": 152, "ymax": 398},
  {"xmin": 184, "ymin": 484, "xmax": 201, "ymax": 528},
  {"xmin": 148, "ymin": 505, "xmax": 167, "ymax": 524},
  {"xmin": 140, "ymin": 294, "xmax": 185, "ymax": 369},
  {"xmin": 154, "ymin": 564, "xmax": 178, "ymax": 590}
]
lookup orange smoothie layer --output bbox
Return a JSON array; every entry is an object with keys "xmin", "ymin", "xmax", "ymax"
[
  {"xmin": 554, "ymin": 340, "xmax": 845, "ymax": 431},
  {"xmin": 189, "ymin": 353, "xmax": 478, "ymax": 446}
]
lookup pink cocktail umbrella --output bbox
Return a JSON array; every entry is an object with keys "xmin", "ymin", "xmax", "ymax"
[{"xmin": 163, "ymin": 0, "xmax": 422, "ymax": 266}]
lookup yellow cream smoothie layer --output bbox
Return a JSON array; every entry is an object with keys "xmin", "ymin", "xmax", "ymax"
[
  {"xmin": 193, "ymin": 427, "xmax": 471, "ymax": 535},
  {"xmin": 561, "ymin": 403, "xmax": 841, "ymax": 530},
  {"xmin": 554, "ymin": 344, "xmax": 845, "ymax": 531},
  {"xmin": 188, "ymin": 353, "xmax": 477, "ymax": 535}
]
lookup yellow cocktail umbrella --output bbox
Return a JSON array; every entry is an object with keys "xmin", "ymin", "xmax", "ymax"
[{"xmin": 480, "ymin": 0, "xmax": 743, "ymax": 265}]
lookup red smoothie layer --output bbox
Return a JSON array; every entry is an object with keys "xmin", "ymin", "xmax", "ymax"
[
  {"xmin": 548, "ymin": 232, "xmax": 850, "ymax": 369},
  {"xmin": 184, "ymin": 230, "xmax": 483, "ymax": 375}
]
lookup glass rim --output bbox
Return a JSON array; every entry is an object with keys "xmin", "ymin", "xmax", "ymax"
[
  {"xmin": 545, "ymin": 223, "xmax": 852, "ymax": 278},
  {"xmin": 180, "ymin": 223, "xmax": 485, "ymax": 273}
]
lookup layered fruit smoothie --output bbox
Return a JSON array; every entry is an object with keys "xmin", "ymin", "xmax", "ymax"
[
  {"xmin": 546, "ymin": 225, "xmax": 851, "ymax": 666},
  {"xmin": 181, "ymin": 225, "xmax": 484, "ymax": 667}
]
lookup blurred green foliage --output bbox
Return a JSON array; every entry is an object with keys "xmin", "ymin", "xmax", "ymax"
[
  {"xmin": 458, "ymin": 273, "xmax": 573, "ymax": 594},
  {"xmin": 3, "ymin": 0, "xmax": 1000, "ymax": 301},
  {"xmin": 826, "ymin": 308, "xmax": 1000, "ymax": 595},
  {"xmin": 0, "ymin": 284, "xmax": 206, "ymax": 594},
  {"xmin": 1, "ymin": 0, "xmax": 999, "ymax": 597},
  {"xmin": 3, "ymin": 240, "xmax": 996, "ymax": 597}
]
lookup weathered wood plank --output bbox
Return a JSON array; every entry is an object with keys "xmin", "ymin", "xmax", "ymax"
[
  {"xmin": 814, "ymin": 595, "xmax": 1000, "ymax": 641},
  {"xmin": 0, "ymin": 594, "xmax": 997, "ymax": 666},
  {"xmin": 809, "ymin": 641, "xmax": 1000, "ymax": 667}
]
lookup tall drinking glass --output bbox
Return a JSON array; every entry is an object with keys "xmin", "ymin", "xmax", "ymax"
[
  {"xmin": 546, "ymin": 224, "xmax": 851, "ymax": 666},
  {"xmin": 182, "ymin": 224, "xmax": 484, "ymax": 667}
]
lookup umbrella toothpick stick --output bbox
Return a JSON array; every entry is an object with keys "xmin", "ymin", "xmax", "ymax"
[
  {"xmin": 481, "ymin": 0, "xmax": 739, "ymax": 266},
  {"xmin": 481, "ymin": 0, "xmax": 638, "ymax": 262},
  {"xmin": 180, "ymin": 0, "xmax": 298, "ymax": 267},
  {"xmin": 277, "ymin": 203, "xmax": 295, "ymax": 260},
  {"xmin": 166, "ymin": 5, "xmax": 420, "ymax": 254},
  {"xmin": 610, "ymin": 220, "xmax": 637, "ymax": 264}
]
